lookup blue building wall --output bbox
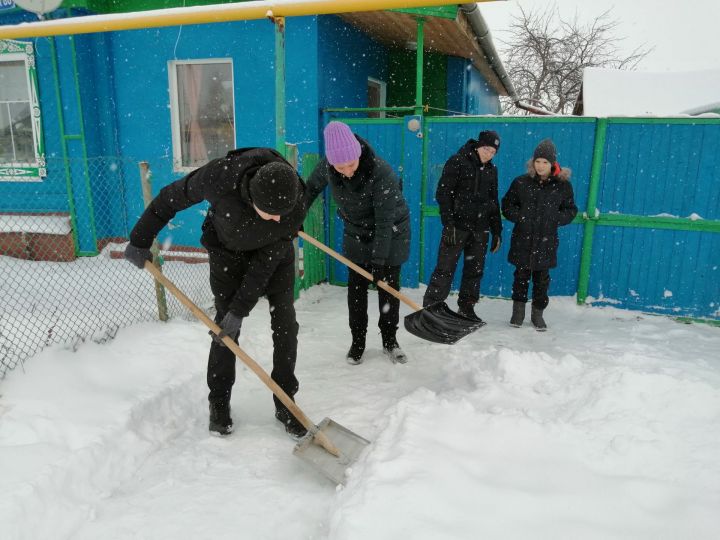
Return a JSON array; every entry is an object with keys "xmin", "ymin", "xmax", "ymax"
[
  {"xmin": 446, "ymin": 56, "xmax": 501, "ymax": 116},
  {"xmin": 0, "ymin": 11, "xmax": 70, "ymax": 213},
  {"xmin": 317, "ymin": 15, "xmax": 388, "ymax": 115},
  {"xmin": 108, "ymin": 17, "xmax": 321, "ymax": 249}
]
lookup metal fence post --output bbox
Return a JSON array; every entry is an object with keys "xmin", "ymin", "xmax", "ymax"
[
  {"xmin": 138, "ymin": 161, "xmax": 169, "ymax": 321},
  {"xmin": 576, "ymin": 118, "xmax": 607, "ymax": 305}
]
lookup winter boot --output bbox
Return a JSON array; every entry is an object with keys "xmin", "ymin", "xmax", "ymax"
[
  {"xmin": 275, "ymin": 407, "xmax": 308, "ymax": 440},
  {"xmin": 209, "ymin": 401, "xmax": 233, "ymax": 436},
  {"xmin": 457, "ymin": 303, "xmax": 486, "ymax": 326},
  {"xmin": 509, "ymin": 301, "xmax": 525, "ymax": 328},
  {"xmin": 346, "ymin": 336, "xmax": 366, "ymax": 365},
  {"xmin": 531, "ymin": 306, "xmax": 547, "ymax": 331},
  {"xmin": 382, "ymin": 336, "xmax": 408, "ymax": 364}
]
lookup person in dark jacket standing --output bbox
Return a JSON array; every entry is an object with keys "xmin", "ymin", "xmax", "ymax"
[
  {"xmin": 422, "ymin": 130, "xmax": 503, "ymax": 323},
  {"xmin": 501, "ymin": 139, "xmax": 577, "ymax": 331},
  {"xmin": 306, "ymin": 121, "xmax": 411, "ymax": 365},
  {"xmin": 123, "ymin": 148, "xmax": 308, "ymax": 439}
]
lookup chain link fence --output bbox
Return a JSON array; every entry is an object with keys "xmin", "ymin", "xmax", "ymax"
[
  {"xmin": 0, "ymin": 155, "xmax": 326, "ymax": 380},
  {"xmin": 1, "ymin": 156, "xmax": 211, "ymax": 379}
]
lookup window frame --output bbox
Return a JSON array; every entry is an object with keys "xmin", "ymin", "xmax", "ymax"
[
  {"xmin": 0, "ymin": 39, "xmax": 46, "ymax": 182},
  {"xmin": 168, "ymin": 58, "xmax": 236, "ymax": 173},
  {"xmin": 367, "ymin": 76, "xmax": 387, "ymax": 119}
]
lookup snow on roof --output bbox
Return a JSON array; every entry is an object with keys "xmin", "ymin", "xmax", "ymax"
[{"xmin": 581, "ymin": 67, "xmax": 720, "ymax": 116}]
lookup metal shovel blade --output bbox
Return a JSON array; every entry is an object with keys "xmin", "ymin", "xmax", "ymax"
[
  {"xmin": 293, "ymin": 417, "xmax": 370, "ymax": 485},
  {"xmin": 403, "ymin": 301, "xmax": 484, "ymax": 344}
]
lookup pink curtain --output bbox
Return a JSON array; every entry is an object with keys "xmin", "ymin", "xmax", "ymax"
[{"xmin": 183, "ymin": 65, "xmax": 207, "ymax": 165}]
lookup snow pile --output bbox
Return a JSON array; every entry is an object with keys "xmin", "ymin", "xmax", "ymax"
[{"xmin": 1, "ymin": 286, "xmax": 719, "ymax": 539}]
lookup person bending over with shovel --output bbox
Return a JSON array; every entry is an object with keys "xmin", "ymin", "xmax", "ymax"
[
  {"xmin": 123, "ymin": 148, "xmax": 308, "ymax": 439},
  {"xmin": 306, "ymin": 121, "xmax": 411, "ymax": 365}
]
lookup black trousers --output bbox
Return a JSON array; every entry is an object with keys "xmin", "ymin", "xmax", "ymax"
[
  {"xmin": 511, "ymin": 266, "xmax": 551, "ymax": 310},
  {"xmin": 423, "ymin": 230, "xmax": 489, "ymax": 308},
  {"xmin": 347, "ymin": 263, "xmax": 401, "ymax": 348},
  {"xmin": 207, "ymin": 247, "xmax": 299, "ymax": 413}
]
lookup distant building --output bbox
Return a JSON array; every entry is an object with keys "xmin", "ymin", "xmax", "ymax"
[{"xmin": 573, "ymin": 67, "xmax": 720, "ymax": 117}]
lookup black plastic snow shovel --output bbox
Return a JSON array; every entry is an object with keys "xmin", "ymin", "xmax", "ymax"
[
  {"xmin": 298, "ymin": 232, "xmax": 484, "ymax": 345},
  {"xmin": 143, "ymin": 262, "xmax": 369, "ymax": 485}
]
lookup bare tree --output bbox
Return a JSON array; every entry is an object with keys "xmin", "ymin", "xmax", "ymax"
[{"xmin": 500, "ymin": 5, "xmax": 650, "ymax": 114}]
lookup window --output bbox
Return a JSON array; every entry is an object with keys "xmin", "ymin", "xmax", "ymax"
[
  {"xmin": 367, "ymin": 77, "xmax": 387, "ymax": 118},
  {"xmin": 0, "ymin": 39, "xmax": 45, "ymax": 182},
  {"xmin": 169, "ymin": 59, "xmax": 235, "ymax": 172}
]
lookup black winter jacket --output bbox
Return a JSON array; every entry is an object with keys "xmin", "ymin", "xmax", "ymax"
[
  {"xmin": 501, "ymin": 164, "xmax": 577, "ymax": 269},
  {"xmin": 306, "ymin": 136, "xmax": 410, "ymax": 267},
  {"xmin": 435, "ymin": 139, "xmax": 502, "ymax": 237},
  {"xmin": 129, "ymin": 147, "xmax": 306, "ymax": 316}
]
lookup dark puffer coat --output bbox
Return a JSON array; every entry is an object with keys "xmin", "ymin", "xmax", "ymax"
[
  {"xmin": 501, "ymin": 161, "xmax": 578, "ymax": 269},
  {"xmin": 129, "ymin": 147, "xmax": 306, "ymax": 316},
  {"xmin": 305, "ymin": 136, "xmax": 410, "ymax": 266},
  {"xmin": 435, "ymin": 138, "xmax": 502, "ymax": 237}
]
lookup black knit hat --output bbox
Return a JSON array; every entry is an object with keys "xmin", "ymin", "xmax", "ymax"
[
  {"xmin": 533, "ymin": 139, "xmax": 557, "ymax": 163},
  {"xmin": 249, "ymin": 162, "xmax": 299, "ymax": 216},
  {"xmin": 477, "ymin": 130, "xmax": 500, "ymax": 151}
]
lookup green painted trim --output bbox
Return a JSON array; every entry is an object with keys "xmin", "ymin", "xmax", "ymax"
[
  {"xmin": 577, "ymin": 118, "xmax": 606, "ymax": 304},
  {"xmin": 673, "ymin": 316, "xmax": 720, "ymax": 327},
  {"xmin": 596, "ymin": 213, "xmax": 720, "ymax": 233},
  {"xmin": 48, "ymin": 36, "xmax": 80, "ymax": 256},
  {"xmin": 414, "ymin": 17, "xmax": 424, "ymax": 116},
  {"xmin": 64, "ymin": 134, "xmax": 83, "ymax": 140},
  {"xmin": 419, "ymin": 117, "xmax": 430, "ymax": 279},
  {"xmin": 274, "ymin": 18, "xmax": 286, "ymax": 154},
  {"xmin": 389, "ymin": 6, "xmax": 457, "ymax": 19},
  {"xmin": 339, "ymin": 117, "xmax": 405, "ymax": 125},
  {"xmin": 606, "ymin": 117, "xmax": 720, "ymax": 125},
  {"xmin": 69, "ymin": 31, "xmax": 98, "ymax": 256},
  {"xmin": 0, "ymin": 38, "xmax": 46, "ymax": 180},
  {"xmin": 426, "ymin": 116, "xmax": 597, "ymax": 124},
  {"xmin": 324, "ymin": 106, "xmax": 415, "ymax": 113}
]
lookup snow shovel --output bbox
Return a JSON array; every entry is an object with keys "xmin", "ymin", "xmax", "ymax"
[
  {"xmin": 143, "ymin": 262, "xmax": 369, "ymax": 485},
  {"xmin": 298, "ymin": 232, "xmax": 484, "ymax": 344}
]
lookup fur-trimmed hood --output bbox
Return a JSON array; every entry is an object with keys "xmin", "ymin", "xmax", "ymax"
[{"xmin": 526, "ymin": 159, "xmax": 572, "ymax": 181}]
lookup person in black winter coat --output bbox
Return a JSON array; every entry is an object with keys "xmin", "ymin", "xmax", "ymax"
[
  {"xmin": 501, "ymin": 139, "xmax": 578, "ymax": 331},
  {"xmin": 306, "ymin": 121, "xmax": 411, "ymax": 365},
  {"xmin": 423, "ymin": 130, "xmax": 503, "ymax": 323},
  {"xmin": 123, "ymin": 147, "xmax": 308, "ymax": 439}
]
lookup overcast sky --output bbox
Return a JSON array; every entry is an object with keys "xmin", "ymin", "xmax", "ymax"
[{"xmin": 479, "ymin": 0, "xmax": 720, "ymax": 73}]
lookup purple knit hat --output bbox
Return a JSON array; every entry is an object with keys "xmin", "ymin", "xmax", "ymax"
[{"xmin": 324, "ymin": 121, "xmax": 362, "ymax": 165}]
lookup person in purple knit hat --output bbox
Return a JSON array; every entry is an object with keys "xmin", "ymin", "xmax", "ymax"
[{"xmin": 306, "ymin": 121, "xmax": 411, "ymax": 365}]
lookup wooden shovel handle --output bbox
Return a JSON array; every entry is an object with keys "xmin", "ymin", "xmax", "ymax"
[
  {"xmin": 298, "ymin": 231, "xmax": 422, "ymax": 312},
  {"xmin": 143, "ymin": 262, "xmax": 340, "ymax": 457}
]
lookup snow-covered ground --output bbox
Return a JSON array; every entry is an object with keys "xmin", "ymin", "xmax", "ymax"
[{"xmin": 1, "ymin": 283, "xmax": 719, "ymax": 540}]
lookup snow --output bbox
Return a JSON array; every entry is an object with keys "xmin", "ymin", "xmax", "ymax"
[
  {"xmin": 581, "ymin": 67, "xmax": 720, "ymax": 117},
  {"xmin": 0, "ymin": 214, "xmax": 71, "ymax": 235},
  {"xmin": 2, "ymin": 278, "xmax": 720, "ymax": 540}
]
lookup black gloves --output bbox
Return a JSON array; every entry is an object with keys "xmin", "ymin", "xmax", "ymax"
[
  {"xmin": 212, "ymin": 311, "xmax": 244, "ymax": 345},
  {"xmin": 124, "ymin": 243, "xmax": 153, "ymax": 269},
  {"xmin": 490, "ymin": 234, "xmax": 502, "ymax": 253}
]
